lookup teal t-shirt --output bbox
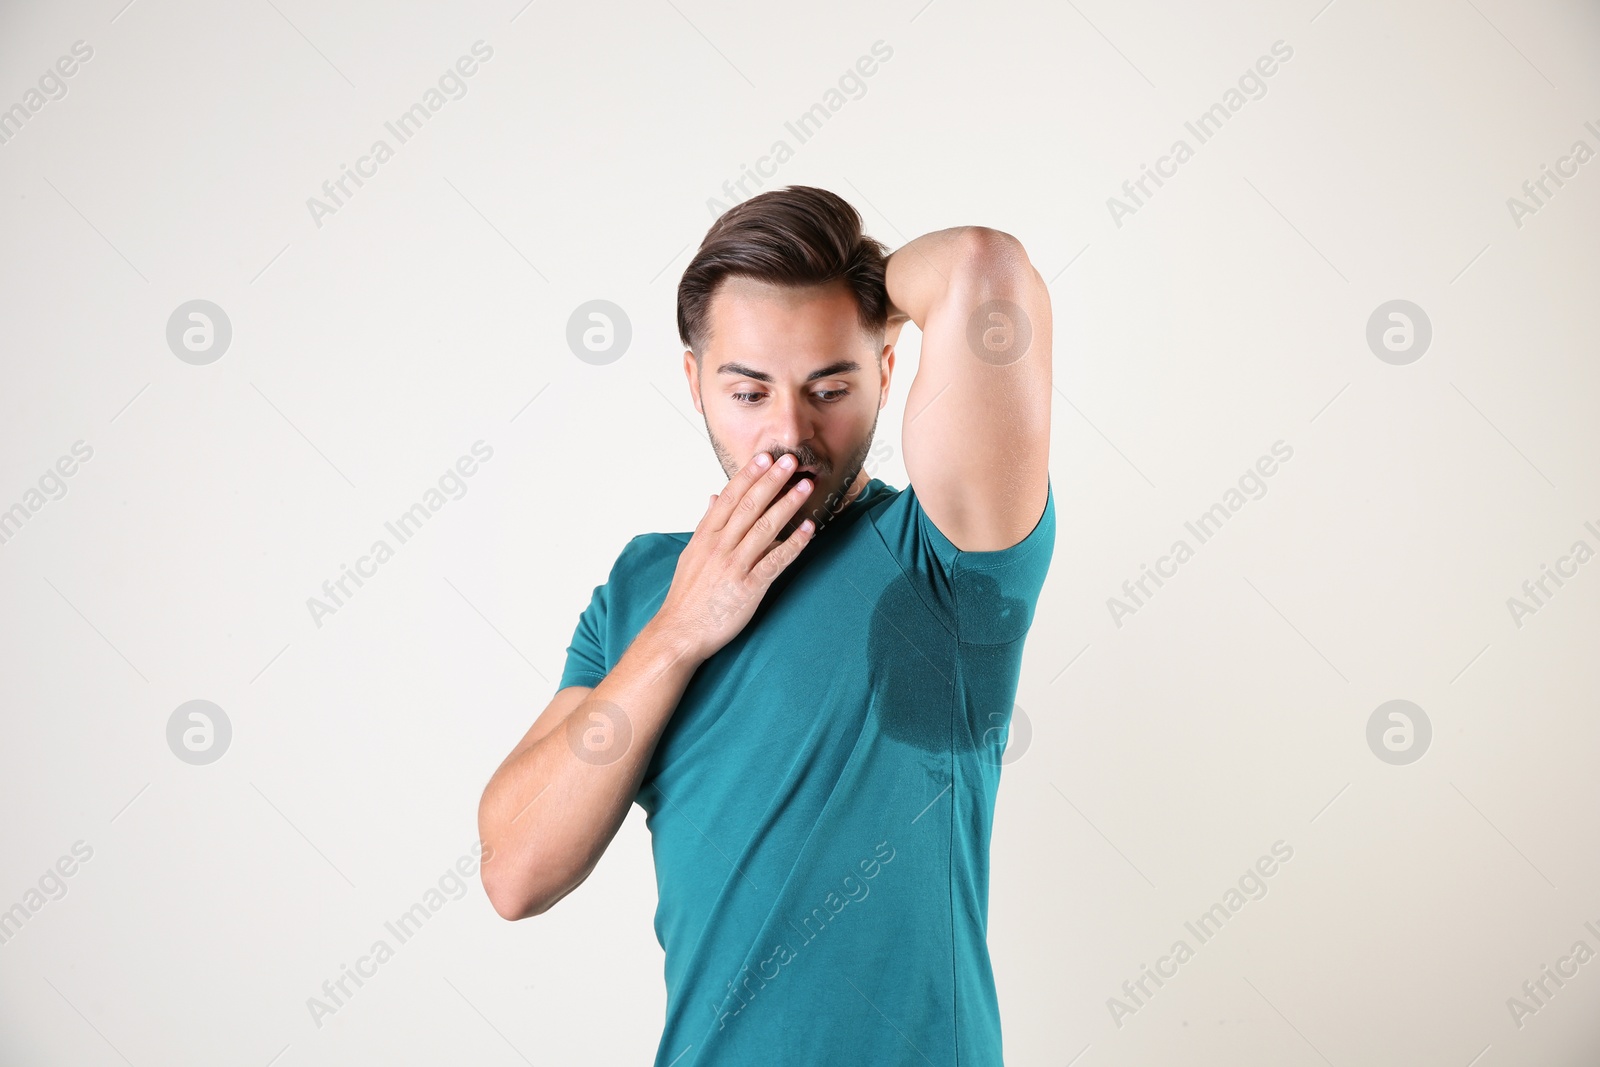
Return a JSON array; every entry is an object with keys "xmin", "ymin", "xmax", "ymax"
[{"xmin": 559, "ymin": 475, "xmax": 1056, "ymax": 1066}]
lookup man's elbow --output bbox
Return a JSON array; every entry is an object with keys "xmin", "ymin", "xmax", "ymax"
[
  {"xmin": 487, "ymin": 889, "xmax": 527, "ymax": 922},
  {"xmin": 951, "ymin": 227, "xmax": 1048, "ymax": 305},
  {"xmin": 484, "ymin": 878, "xmax": 551, "ymax": 921},
  {"xmin": 482, "ymin": 861, "xmax": 583, "ymax": 921},
  {"xmin": 481, "ymin": 860, "xmax": 547, "ymax": 921},
  {"xmin": 957, "ymin": 226, "xmax": 1030, "ymax": 274}
]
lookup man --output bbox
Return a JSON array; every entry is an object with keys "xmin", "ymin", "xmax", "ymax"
[{"xmin": 478, "ymin": 185, "xmax": 1053, "ymax": 1065}]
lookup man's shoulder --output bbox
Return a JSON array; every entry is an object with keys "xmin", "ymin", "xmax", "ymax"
[
  {"xmin": 622, "ymin": 530, "xmax": 691, "ymax": 557},
  {"xmin": 603, "ymin": 530, "xmax": 689, "ymax": 585}
]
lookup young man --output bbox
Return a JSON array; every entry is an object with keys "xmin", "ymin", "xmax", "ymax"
[{"xmin": 478, "ymin": 186, "xmax": 1053, "ymax": 1065}]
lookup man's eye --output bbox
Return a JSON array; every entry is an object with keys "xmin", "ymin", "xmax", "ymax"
[{"xmin": 731, "ymin": 390, "xmax": 849, "ymax": 404}]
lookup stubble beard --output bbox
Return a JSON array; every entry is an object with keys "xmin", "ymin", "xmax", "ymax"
[{"xmin": 704, "ymin": 408, "xmax": 880, "ymax": 543}]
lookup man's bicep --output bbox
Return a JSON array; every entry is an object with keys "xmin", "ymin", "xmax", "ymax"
[{"xmin": 901, "ymin": 230, "xmax": 1052, "ymax": 553}]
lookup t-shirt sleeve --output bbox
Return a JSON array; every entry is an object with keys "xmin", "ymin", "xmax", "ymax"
[
  {"xmin": 556, "ymin": 536, "xmax": 638, "ymax": 691},
  {"xmin": 871, "ymin": 476, "xmax": 1056, "ymax": 646}
]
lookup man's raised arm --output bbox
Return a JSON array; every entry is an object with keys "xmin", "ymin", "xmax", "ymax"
[{"xmin": 884, "ymin": 226, "xmax": 1052, "ymax": 552}]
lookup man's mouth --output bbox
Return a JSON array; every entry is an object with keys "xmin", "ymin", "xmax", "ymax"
[{"xmin": 783, "ymin": 468, "xmax": 818, "ymax": 491}]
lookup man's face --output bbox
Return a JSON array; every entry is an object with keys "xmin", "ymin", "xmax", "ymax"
[{"xmin": 685, "ymin": 276, "xmax": 894, "ymax": 540}]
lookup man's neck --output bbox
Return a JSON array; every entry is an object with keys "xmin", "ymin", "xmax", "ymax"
[
  {"xmin": 812, "ymin": 467, "xmax": 872, "ymax": 532},
  {"xmin": 839, "ymin": 467, "xmax": 871, "ymax": 510}
]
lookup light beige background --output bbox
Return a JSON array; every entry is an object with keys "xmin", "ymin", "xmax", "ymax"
[{"xmin": 2, "ymin": 0, "xmax": 1598, "ymax": 1064}]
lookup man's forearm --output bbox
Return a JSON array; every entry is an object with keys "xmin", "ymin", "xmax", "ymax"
[{"xmin": 478, "ymin": 618, "xmax": 703, "ymax": 919}]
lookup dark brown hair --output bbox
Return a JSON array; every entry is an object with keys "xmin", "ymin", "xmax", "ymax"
[{"xmin": 676, "ymin": 185, "xmax": 890, "ymax": 362}]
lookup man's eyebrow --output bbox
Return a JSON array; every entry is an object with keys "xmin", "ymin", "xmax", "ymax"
[{"xmin": 715, "ymin": 360, "xmax": 862, "ymax": 384}]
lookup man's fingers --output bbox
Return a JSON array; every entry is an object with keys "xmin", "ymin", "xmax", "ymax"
[
  {"xmin": 722, "ymin": 455, "xmax": 797, "ymax": 543},
  {"xmin": 691, "ymin": 493, "xmax": 721, "ymax": 536},
  {"xmin": 751, "ymin": 515, "xmax": 815, "ymax": 583},
  {"xmin": 706, "ymin": 453, "xmax": 772, "ymax": 533},
  {"xmin": 735, "ymin": 475, "xmax": 813, "ymax": 568}
]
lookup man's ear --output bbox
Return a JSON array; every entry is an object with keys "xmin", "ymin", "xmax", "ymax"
[
  {"xmin": 682, "ymin": 349, "xmax": 702, "ymax": 413},
  {"xmin": 878, "ymin": 344, "xmax": 895, "ymax": 408}
]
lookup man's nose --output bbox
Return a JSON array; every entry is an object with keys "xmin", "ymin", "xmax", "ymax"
[{"xmin": 765, "ymin": 393, "xmax": 815, "ymax": 452}]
